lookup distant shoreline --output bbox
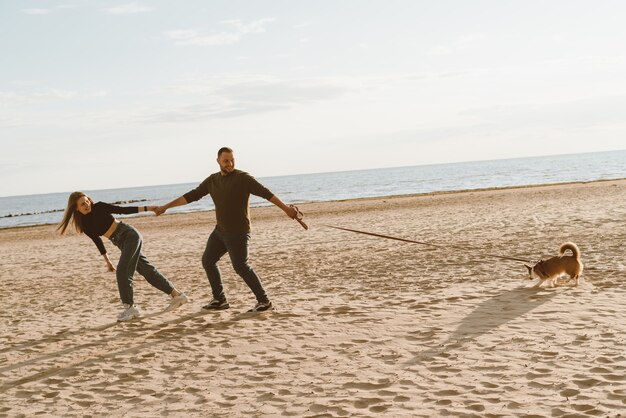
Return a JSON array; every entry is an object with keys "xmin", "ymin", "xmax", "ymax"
[
  {"xmin": 314, "ymin": 177, "xmax": 626, "ymax": 202},
  {"xmin": 2, "ymin": 177, "xmax": 624, "ymax": 232}
]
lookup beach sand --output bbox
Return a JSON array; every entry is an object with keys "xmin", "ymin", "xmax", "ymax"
[{"xmin": 1, "ymin": 179, "xmax": 625, "ymax": 417}]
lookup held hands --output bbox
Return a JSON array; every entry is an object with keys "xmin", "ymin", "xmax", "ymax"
[
  {"xmin": 153, "ymin": 206, "xmax": 167, "ymax": 216},
  {"xmin": 145, "ymin": 205, "xmax": 160, "ymax": 214}
]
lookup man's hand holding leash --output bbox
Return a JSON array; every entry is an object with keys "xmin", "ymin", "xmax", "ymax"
[{"xmin": 289, "ymin": 204, "xmax": 308, "ymax": 230}]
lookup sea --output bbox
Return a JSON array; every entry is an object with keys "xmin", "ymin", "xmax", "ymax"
[{"xmin": 1, "ymin": 150, "xmax": 625, "ymax": 229}]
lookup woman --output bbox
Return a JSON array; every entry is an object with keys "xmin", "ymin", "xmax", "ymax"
[{"xmin": 58, "ymin": 192, "xmax": 188, "ymax": 321}]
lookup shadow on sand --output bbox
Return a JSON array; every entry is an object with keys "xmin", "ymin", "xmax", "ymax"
[
  {"xmin": 406, "ymin": 285, "xmax": 558, "ymax": 365},
  {"xmin": 0, "ymin": 308, "xmax": 296, "ymax": 392}
]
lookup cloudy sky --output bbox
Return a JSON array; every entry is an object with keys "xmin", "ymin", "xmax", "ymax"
[{"xmin": 2, "ymin": 0, "xmax": 625, "ymax": 197}]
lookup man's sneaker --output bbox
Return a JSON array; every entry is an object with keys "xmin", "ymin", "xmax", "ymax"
[
  {"xmin": 248, "ymin": 301, "xmax": 273, "ymax": 312},
  {"xmin": 166, "ymin": 293, "xmax": 189, "ymax": 312},
  {"xmin": 117, "ymin": 304, "xmax": 141, "ymax": 322},
  {"xmin": 202, "ymin": 299, "xmax": 230, "ymax": 310}
]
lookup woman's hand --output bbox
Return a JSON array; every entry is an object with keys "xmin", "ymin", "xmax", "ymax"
[{"xmin": 103, "ymin": 254, "xmax": 116, "ymax": 272}]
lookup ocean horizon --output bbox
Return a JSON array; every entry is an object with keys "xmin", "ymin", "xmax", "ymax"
[{"xmin": 2, "ymin": 149, "xmax": 625, "ymax": 229}]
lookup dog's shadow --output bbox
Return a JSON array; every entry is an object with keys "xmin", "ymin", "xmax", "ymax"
[{"xmin": 406, "ymin": 285, "xmax": 557, "ymax": 365}]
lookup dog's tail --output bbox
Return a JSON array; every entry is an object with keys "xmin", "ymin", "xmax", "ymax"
[{"xmin": 559, "ymin": 242, "xmax": 580, "ymax": 260}]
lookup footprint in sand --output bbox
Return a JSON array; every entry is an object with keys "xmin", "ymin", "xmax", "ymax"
[
  {"xmin": 607, "ymin": 389, "xmax": 626, "ymax": 402},
  {"xmin": 130, "ymin": 368, "xmax": 150, "ymax": 376},
  {"xmin": 14, "ymin": 390, "xmax": 38, "ymax": 399},
  {"xmin": 560, "ymin": 388, "xmax": 579, "ymax": 398},
  {"xmin": 369, "ymin": 404, "xmax": 390, "ymax": 413},
  {"xmin": 139, "ymin": 388, "xmax": 157, "ymax": 396},
  {"xmin": 434, "ymin": 389, "xmax": 461, "ymax": 396},
  {"xmin": 602, "ymin": 374, "xmax": 626, "ymax": 382},
  {"xmin": 75, "ymin": 400, "xmax": 96, "ymax": 408},
  {"xmin": 571, "ymin": 403, "xmax": 598, "ymax": 412},
  {"xmin": 343, "ymin": 378, "xmax": 395, "ymax": 390},
  {"xmin": 334, "ymin": 305, "xmax": 355, "ymax": 314},
  {"xmin": 42, "ymin": 391, "xmax": 60, "ymax": 398},
  {"xmin": 465, "ymin": 403, "xmax": 486, "ymax": 412},
  {"xmin": 479, "ymin": 381, "xmax": 499, "ymax": 389},
  {"xmin": 308, "ymin": 403, "xmax": 327, "ymax": 413},
  {"xmin": 572, "ymin": 378, "xmax": 602, "ymax": 388},
  {"xmin": 506, "ymin": 401, "xmax": 523, "ymax": 410},
  {"xmin": 353, "ymin": 397, "xmax": 384, "ymax": 409},
  {"xmin": 596, "ymin": 355, "xmax": 614, "ymax": 364},
  {"xmin": 70, "ymin": 393, "xmax": 94, "ymax": 400}
]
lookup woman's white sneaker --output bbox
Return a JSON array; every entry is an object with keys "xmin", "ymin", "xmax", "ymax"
[
  {"xmin": 117, "ymin": 304, "xmax": 141, "ymax": 321},
  {"xmin": 166, "ymin": 293, "xmax": 189, "ymax": 312}
]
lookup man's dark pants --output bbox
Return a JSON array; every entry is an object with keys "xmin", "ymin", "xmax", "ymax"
[{"xmin": 201, "ymin": 228, "xmax": 269, "ymax": 303}]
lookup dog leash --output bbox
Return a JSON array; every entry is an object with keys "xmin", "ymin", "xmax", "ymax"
[
  {"xmin": 289, "ymin": 205, "xmax": 308, "ymax": 230},
  {"xmin": 287, "ymin": 206, "xmax": 531, "ymax": 264},
  {"xmin": 324, "ymin": 224, "xmax": 533, "ymax": 264}
]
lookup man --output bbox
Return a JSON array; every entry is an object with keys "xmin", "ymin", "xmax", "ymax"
[{"xmin": 155, "ymin": 147, "xmax": 297, "ymax": 312}]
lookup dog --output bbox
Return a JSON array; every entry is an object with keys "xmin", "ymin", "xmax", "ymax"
[{"xmin": 525, "ymin": 242, "xmax": 583, "ymax": 287}]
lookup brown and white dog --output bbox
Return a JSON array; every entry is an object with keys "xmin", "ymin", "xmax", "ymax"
[{"xmin": 525, "ymin": 242, "xmax": 583, "ymax": 287}]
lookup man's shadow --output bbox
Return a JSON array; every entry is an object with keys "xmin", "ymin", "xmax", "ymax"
[{"xmin": 406, "ymin": 285, "xmax": 558, "ymax": 365}]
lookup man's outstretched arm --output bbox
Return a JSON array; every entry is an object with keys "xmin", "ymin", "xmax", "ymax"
[
  {"xmin": 155, "ymin": 196, "xmax": 188, "ymax": 216},
  {"xmin": 269, "ymin": 195, "xmax": 297, "ymax": 219}
]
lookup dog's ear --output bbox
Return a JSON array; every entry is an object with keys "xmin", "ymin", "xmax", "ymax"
[{"xmin": 524, "ymin": 264, "xmax": 532, "ymax": 272}]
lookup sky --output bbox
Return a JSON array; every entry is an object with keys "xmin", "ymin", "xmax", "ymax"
[{"xmin": 1, "ymin": 0, "xmax": 626, "ymax": 197}]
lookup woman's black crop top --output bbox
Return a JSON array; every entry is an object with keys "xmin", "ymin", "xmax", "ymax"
[{"xmin": 82, "ymin": 202, "xmax": 138, "ymax": 255}]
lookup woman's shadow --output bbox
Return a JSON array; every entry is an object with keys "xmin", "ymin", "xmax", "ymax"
[{"xmin": 405, "ymin": 285, "xmax": 558, "ymax": 365}]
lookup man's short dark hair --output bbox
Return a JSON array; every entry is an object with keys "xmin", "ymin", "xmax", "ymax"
[{"xmin": 217, "ymin": 147, "xmax": 233, "ymax": 157}]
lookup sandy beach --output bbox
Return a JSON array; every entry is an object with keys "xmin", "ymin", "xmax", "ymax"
[{"xmin": 1, "ymin": 179, "xmax": 625, "ymax": 417}]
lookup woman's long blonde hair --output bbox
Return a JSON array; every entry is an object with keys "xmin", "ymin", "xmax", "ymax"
[{"xmin": 57, "ymin": 192, "xmax": 92, "ymax": 235}]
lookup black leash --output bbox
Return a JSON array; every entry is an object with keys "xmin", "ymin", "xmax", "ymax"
[{"xmin": 324, "ymin": 224, "xmax": 533, "ymax": 264}]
